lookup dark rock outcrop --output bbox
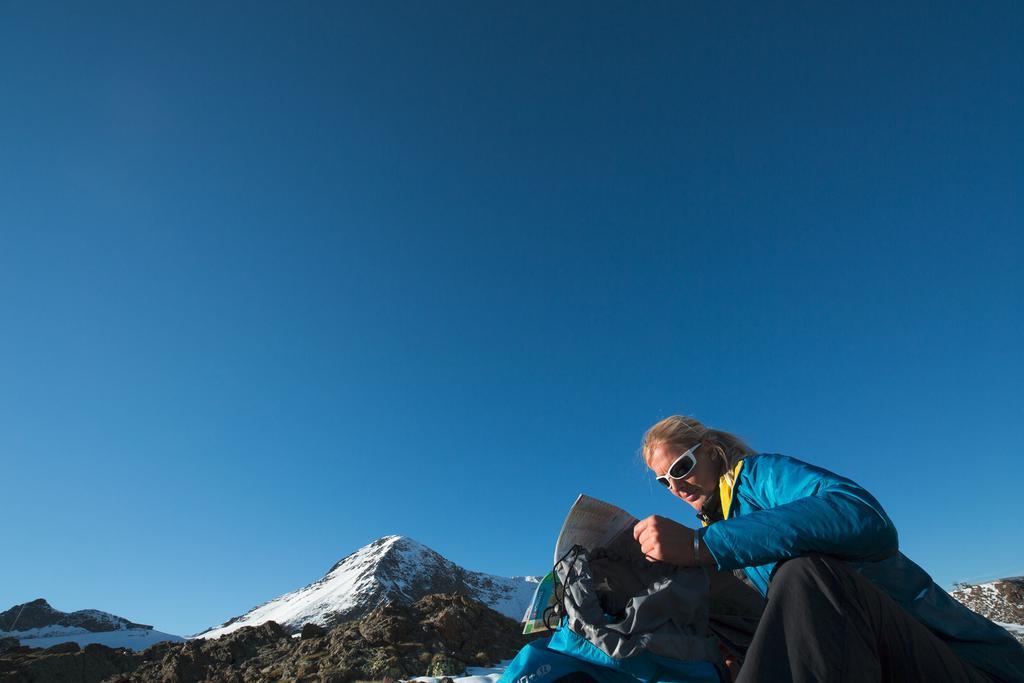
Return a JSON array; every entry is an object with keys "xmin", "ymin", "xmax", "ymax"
[
  {"xmin": 44, "ymin": 643, "xmax": 80, "ymax": 655},
  {"xmin": 318, "ymin": 592, "xmax": 533, "ymax": 681},
  {"xmin": 0, "ymin": 641, "xmax": 138, "ymax": 683},
  {"xmin": 300, "ymin": 623, "xmax": 326, "ymax": 639}
]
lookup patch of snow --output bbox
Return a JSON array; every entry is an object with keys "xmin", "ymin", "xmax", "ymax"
[
  {"xmin": 996, "ymin": 621, "xmax": 1024, "ymax": 636},
  {"xmin": 1, "ymin": 625, "xmax": 184, "ymax": 651},
  {"xmin": 409, "ymin": 659, "xmax": 510, "ymax": 683}
]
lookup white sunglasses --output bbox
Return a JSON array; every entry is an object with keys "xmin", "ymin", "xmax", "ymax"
[{"xmin": 655, "ymin": 442, "xmax": 701, "ymax": 488}]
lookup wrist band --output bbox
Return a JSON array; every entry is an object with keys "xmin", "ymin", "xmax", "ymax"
[{"xmin": 693, "ymin": 530, "xmax": 701, "ymax": 565}]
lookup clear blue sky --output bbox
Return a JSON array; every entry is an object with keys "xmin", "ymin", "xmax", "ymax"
[{"xmin": 1, "ymin": 2, "xmax": 1021, "ymax": 637}]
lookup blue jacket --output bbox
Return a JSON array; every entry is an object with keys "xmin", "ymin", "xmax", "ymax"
[{"xmin": 697, "ymin": 453, "xmax": 1024, "ymax": 683}]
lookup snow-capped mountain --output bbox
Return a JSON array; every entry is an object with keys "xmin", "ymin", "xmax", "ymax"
[
  {"xmin": 0, "ymin": 598, "xmax": 183, "ymax": 651},
  {"xmin": 951, "ymin": 576, "xmax": 1024, "ymax": 644},
  {"xmin": 195, "ymin": 535, "xmax": 539, "ymax": 640}
]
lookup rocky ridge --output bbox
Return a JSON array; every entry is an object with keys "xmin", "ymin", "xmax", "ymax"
[
  {"xmin": 0, "ymin": 600, "xmax": 148, "ymax": 635},
  {"xmin": 0, "ymin": 593, "xmax": 531, "ymax": 683}
]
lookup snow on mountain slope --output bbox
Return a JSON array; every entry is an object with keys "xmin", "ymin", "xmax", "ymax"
[
  {"xmin": 0, "ymin": 599, "xmax": 184, "ymax": 651},
  {"xmin": 1, "ymin": 624, "xmax": 184, "ymax": 650},
  {"xmin": 951, "ymin": 576, "xmax": 1024, "ymax": 644},
  {"xmin": 195, "ymin": 535, "xmax": 539, "ymax": 640}
]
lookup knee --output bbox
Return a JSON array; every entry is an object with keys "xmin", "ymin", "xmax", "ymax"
[{"xmin": 769, "ymin": 555, "xmax": 836, "ymax": 594}]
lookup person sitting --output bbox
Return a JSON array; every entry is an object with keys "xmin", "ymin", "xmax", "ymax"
[{"xmin": 633, "ymin": 415, "xmax": 1024, "ymax": 683}]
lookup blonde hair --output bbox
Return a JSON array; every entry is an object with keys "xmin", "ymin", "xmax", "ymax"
[{"xmin": 641, "ymin": 415, "xmax": 755, "ymax": 475}]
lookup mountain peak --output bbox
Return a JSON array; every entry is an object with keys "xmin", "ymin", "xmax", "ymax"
[{"xmin": 195, "ymin": 535, "xmax": 538, "ymax": 639}]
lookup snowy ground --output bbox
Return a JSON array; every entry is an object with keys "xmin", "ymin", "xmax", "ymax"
[
  {"xmin": 409, "ymin": 662, "xmax": 509, "ymax": 683},
  {"xmin": 997, "ymin": 621, "xmax": 1024, "ymax": 638},
  {"xmin": 1, "ymin": 624, "xmax": 184, "ymax": 651}
]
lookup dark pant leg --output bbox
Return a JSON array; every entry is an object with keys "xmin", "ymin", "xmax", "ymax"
[
  {"xmin": 735, "ymin": 555, "xmax": 991, "ymax": 683},
  {"xmin": 551, "ymin": 674, "xmax": 600, "ymax": 683}
]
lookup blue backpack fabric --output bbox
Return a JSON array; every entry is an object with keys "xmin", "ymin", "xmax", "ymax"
[
  {"xmin": 498, "ymin": 624, "xmax": 722, "ymax": 683},
  {"xmin": 497, "ymin": 636, "xmax": 635, "ymax": 683}
]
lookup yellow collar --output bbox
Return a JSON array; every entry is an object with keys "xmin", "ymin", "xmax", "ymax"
[{"xmin": 700, "ymin": 460, "xmax": 745, "ymax": 527}]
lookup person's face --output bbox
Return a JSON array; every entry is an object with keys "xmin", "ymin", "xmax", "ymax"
[{"xmin": 647, "ymin": 441, "xmax": 720, "ymax": 512}]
